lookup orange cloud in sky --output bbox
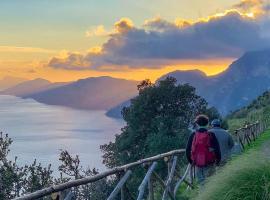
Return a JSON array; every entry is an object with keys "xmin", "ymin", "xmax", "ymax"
[
  {"xmin": 2, "ymin": 0, "xmax": 269, "ymax": 82},
  {"xmin": 86, "ymin": 18, "xmax": 135, "ymax": 38},
  {"xmin": 0, "ymin": 58, "xmax": 231, "ymax": 83},
  {"xmin": 86, "ymin": 25, "xmax": 109, "ymax": 38}
]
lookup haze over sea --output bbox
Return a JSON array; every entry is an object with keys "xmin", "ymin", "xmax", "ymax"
[{"xmin": 0, "ymin": 95, "xmax": 124, "ymax": 172}]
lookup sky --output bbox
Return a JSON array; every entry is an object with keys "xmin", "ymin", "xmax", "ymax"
[{"xmin": 1, "ymin": 0, "xmax": 270, "ymax": 82}]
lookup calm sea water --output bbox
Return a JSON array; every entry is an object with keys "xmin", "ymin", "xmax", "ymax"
[{"xmin": 0, "ymin": 95, "xmax": 124, "ymax": 172}]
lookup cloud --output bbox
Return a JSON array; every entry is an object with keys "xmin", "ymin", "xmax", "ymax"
[
  {"xmin": 86, "ymin": 25, "xmax": 109, "ymax": 37},
  {"xmin": 233, "ymin": 0, "xmax": 266, "ymax": 15},
  {"xmin": 48, "ymin": 6, "xmax": 270, "ymax": 71},
  {"xmin": 113, "ymin": 18, "xmax": 134, "ymax": 33},
  {"xmin": 85, "ymin": 18, "xmax": 134, "ymax": 38},
  {"xmin": 48, "ymin": 52, "xmax": 90, "ymax": 70},
  {"xmin": 0, "ymin": 46, "xmax": 57, "ymax": 54}
]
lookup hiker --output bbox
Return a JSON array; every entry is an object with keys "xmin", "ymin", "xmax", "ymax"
[
  {"xmin": 186, "ymin": 115, "xmax": 221, "ymax": 184},
  {"xmin": 209, "ymin": 119, "xmax": 234, "ymax": 163}
]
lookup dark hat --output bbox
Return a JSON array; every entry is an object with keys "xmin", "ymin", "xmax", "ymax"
[{"xmin": 211, "ymin": 119, "xmax": 221, "ymax": 127}]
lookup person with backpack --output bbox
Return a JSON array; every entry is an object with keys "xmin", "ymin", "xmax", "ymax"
[
  {"xmin": 209, "ymin": 119, "xmax": 234, "ymax": 164},
  {"xmin": 186, "ymin": 114, "xmax": 221, "ymax": 184}
]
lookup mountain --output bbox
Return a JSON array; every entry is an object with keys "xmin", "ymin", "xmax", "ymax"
[
  {"xmin": 166, "ymin": 49, "xmax": 270, "ymax": 114},
  {"xmin": 209, "ymin": 49, "xmax": 270, "ymax": 114},
  {"xmin": 158, "ymin": 69, "xmax": 215, "ymax": 98},
  {"xmin": 25, "ymin": 76, "xmax": 139, "ymax": 110},
  {"xmin": 226, "ymin": 90, "xmax": 270, "ymax": 131},
  {"xmin": 106, "ymin": 99, "xmax": 131, "ymax": 118},
  {"xmin": 0, "ymin": 78, "xmax": 68, "ymax": 97},
  {"xmin": 107, "ymin": 49, "xmax": 270, "ymax": 118},
  {"xmin": 0, "ymin": 76, "xmax": 28, "ymax": 91}
]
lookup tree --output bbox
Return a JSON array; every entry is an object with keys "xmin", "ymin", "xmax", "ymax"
[
  {"xmin": 101, "ymin": 77, "xmax": 221, "ymax": 196},
  {"xmin": 0, "ymin": 133, "xmax": 113, "ymax": 200},
  {"xmin": 101, "ymin": 77, "xmax": 221, "ymax": 168}
]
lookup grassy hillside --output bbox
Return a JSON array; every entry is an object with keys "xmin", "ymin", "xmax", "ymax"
[
  {"xmin": 193, "ymin": 130, "xmax": 270, "ymax": 200},
  {"xmin": 190, "ymin": 90, "xmax": 270, "ymax": 200},
  {"xmin": 227, "ymin": 91, "xmax": 270, "ymax": 131}
]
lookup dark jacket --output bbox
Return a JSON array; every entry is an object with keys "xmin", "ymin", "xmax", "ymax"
[
  {"xmin": 209, "ymin": 127, "xmax": 234, "ymax": 162},
  {"xmin": 186, "ymin": 128, "xmax": 221, "ymax": 165}
]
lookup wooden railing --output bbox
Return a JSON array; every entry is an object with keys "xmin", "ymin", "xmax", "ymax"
[
  {"xmin": 235, "ymin": 118, "xmax": 269, "ymax": 150},
  {"xmin": 15, "ymin": 149, "xmax": 194, "ymax": 200},
  {"xmin": 14, "ymin": 120, "xmax": 269, "ymax": 200}
]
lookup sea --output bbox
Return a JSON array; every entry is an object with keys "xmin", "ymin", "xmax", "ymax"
[{"xmin": 0, "ymin": 95, "xmax": 124, "ymax": 173}]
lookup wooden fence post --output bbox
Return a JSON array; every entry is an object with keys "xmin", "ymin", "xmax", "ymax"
[
  {"xmin": 137, "ymin": 162, "xmax": 157, "ymax": 200},
  {"xmin": 107, "ymin": 170, "xmax": 132, "ymax": 200},
  {"xmin": 148, "ymin": 176, "xmax": 154, "ymax": 200},
  {"xmin": 162, "ymin": 156, "xmax": 178, "ymax": 200},
  {"xmin": 174, "ymin": 164, "xmax": 192, "ymax": 198},
  {"xmin": 152, "ymin": 172, "xmax": 174, "ymax": 200}
]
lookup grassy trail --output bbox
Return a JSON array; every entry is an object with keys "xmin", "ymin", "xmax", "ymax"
[{"xmin": 192, "ymin": 130, "xmax": 270, "ymax": 200}]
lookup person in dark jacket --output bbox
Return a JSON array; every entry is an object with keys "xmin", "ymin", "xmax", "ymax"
[
  {"xmin": 186, "ymin": 115, "xmax": 221, "ymax": 184},
  {"xmin": 209, "ymin": 119, "xmax": 234, "ymax": 163}
]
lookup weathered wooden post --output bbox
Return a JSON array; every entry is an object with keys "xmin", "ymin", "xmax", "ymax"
[
  {"xmin": 121, "ymin": 188, "xmax": 125, "ymax": 200},
  {"xmin": 174, "ymin": 164, "xmax": 192, "ymax": 198},
  {"xmin": 148, "ymin": 176, "xmax": 154, "ymax": 200},
  {"xmin": 246, "ymin": 125, "xmax": 252, "ymax": 145},
  {"xmin": 137, "ymin": 162, "xmax": 157, "ymax": 200},
  {"xmin": 162, "ymin": 156, "xmax": 177, "ymax": 200},
  {"xmin": 235, "ymin": 130, "xmax": 244, "ymax": 150},
  {"xmin": 251, "ymin": 124, "xmax": 256, "ymax": 141},
  {"xmin": 152, "ymin": 172, "xmax": 174, "ymax": 199},
  {"xmin": 107, "ymin": 170, "xmax": 132, "ymax": 200}
]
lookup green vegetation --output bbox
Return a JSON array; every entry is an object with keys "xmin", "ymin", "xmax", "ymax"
[
  {"xmin": 101, "ymin": 77, "xmax": 221, "ymax": 194},
  {"xmin": 193, "ymin": 130, "xmax": 270, "ymax": 200},
  {"xmin": 193, "ymin": 91, "xmax": 270, "ymax": 200},
  {"xmin": 0, "ymin": 133, "xmax": 113, "ymax": 199},
  {"xmin": 101, "ymin": 77, "xmax": 220, "ymax": 167},
  {"xmin": 4, "ymin": 78, "xmax": 270, "ymax": 199},
  {"xmin": 227, "ymin": 91, "xmax": 270, "ymax": 131},
  {"xmin": 1, "ymin": 78, "xmax": 222, "ymax": 199}
]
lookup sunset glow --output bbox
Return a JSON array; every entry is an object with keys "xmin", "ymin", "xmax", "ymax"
[{"xmin": 0, "ymin": 0, "xmax": 269, "ymax": 82}]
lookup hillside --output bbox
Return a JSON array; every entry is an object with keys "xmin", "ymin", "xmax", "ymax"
[
  {"xmin": 192, "ymin": 90, "xmax": 270, "ymax": 199},
  {"xmin": 158, "ymin": 70, "xmax": 213, "ymax": 97},
  {"xmin": 193, "ymin": 130, "xmax": 270, "ymax": 200},
  {"xmin": 106, "ymin": 99, "xmax": 131, "ymax": 118},
  {"xmin": 226, "ymin": 90, "xmax": 270, "ymax": 131},
  {"xmin": 0, "ymin": 78, "xmax": 68, "ymax": 97},
  {"xmin": 0, "ymin": 76, "xmax": 28, "ymax": 91},
  {"xmin": 108, "ymin": 49, "xmax": 270, "ymax": 119},
  {"xmin": 25, "ymin": 76, "xmax": 138, "ymax": 110},
  {"xmin": 165, "ymin": 49, "xmax": 270, "ymax": 114}
]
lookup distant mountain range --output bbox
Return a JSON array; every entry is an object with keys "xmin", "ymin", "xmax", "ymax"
[
  {"xmin": 107, "ymin": 49, "xmax": 270, "ymax": 117},
  {"xmin": 2, "ymin": 49, "xmax": 270, "ymax": 116},
  {"xmin": 0, "ymin": 76, "xmax": 28, "ymax": 91},
  {"xmin": 12, "ymin": 76, "xmax": 138, "ymax": 110},
  {"xmin": 1, "ymin": 78, "xmax": 68, "ymax": 97}
]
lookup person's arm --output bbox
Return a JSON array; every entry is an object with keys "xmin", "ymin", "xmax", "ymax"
[
  {"xmin": 209, "ymin": 132, "xmax": 221, "ymax": 165},
  {"xmin": 186, "ymin": 132, "xmax": 195, "ymax": 164}
]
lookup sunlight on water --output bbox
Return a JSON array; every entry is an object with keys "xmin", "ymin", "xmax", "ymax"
[{"xmin": 0, "ymin": 95, "xmax": 124, "ymax": 173}]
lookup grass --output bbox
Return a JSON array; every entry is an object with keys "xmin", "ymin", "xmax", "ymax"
[{"xmin": 192, "ymin": 130, "xmax": 270, "ymax": 200}]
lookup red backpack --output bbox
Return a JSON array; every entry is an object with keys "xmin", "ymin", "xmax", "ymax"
[{"xmin": 191, "ymin": 131, "xmax": 216, "ymax": 167}]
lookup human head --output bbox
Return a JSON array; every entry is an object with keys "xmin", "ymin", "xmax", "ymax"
[
  {"xmin": 211, "ymin": 119, "xmax": 221, "ymax": 127},
  {"xmin": 195, "ymin": 114, "xmax": 209, "ymax": 127}
]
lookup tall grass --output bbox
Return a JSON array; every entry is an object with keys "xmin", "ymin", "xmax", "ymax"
[{"xmin": 193, "ymin": 131, "xmax": 270, "ymax": 200}]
